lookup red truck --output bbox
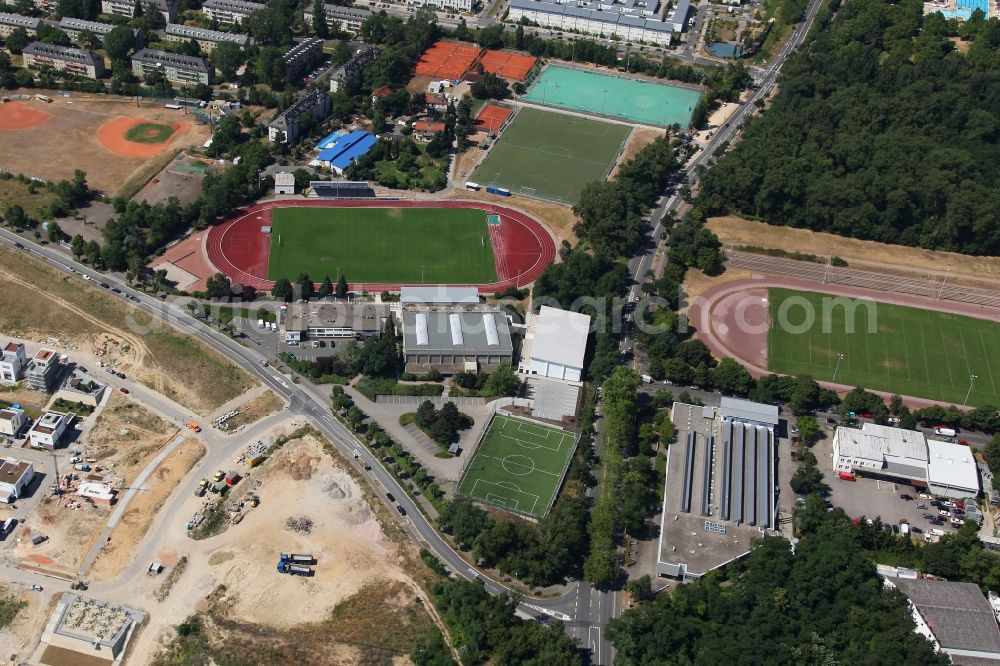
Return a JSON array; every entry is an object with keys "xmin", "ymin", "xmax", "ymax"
[{"xmin": 838, "ymin": 471, "xmax": 857, "ymax": 481}]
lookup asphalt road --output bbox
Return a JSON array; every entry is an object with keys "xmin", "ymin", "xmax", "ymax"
[{"xmin": 0, "ymin": 4, "xmax": 825, "ymax": 658}]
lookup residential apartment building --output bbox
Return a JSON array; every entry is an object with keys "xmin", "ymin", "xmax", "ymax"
[
  {"xmin": 403, "ymin": 0, "xmax": 472, "ymax": 11},
  {"xmin": 283, "ymin": 36, "xmax": 324, "ymax": 78},
  {"xmin": 200, "ymin": 0, "xmax": 265, "ymax": 25},
  {"xmin": 0, "ymin": 12, "xmax": 41, "ymax": 38},
  {"xmin": 508, "ymin": 0, "xmax": 683, "ymax": 46},
  {"xmin": 0, "ymin": 341, "xmax": 26, "ymax": 385},
  {"xmin": 28, "ymin": 411, "xmax": 70, "ymax": 450},
  {"xmin": 267, "ymin": 88, "xmax": 331, "ymax": 143},
  {"xmin": 329, "ymin": 45, "xmax": 379, "ymax": 93},
  {"xmin": 0, "ymin": 407, "xmax": 27, "ymax": 438},
  {"xmin": 164, "ymin": 23, "xmax": 252, "ymax": 51},
  {"xmin": 58, "ymin": 17, "xmax": 120, "ymax": 45},
  {"xmin": 101, "ymin": 0, "xmax": 177, "ymax": 22},
  {"xmin": 22, "ymin": 42, "xmax": 106, "ymax": 79},
  {"xmin": 131, "ymin": 48, "xmax": 214, "ymax": 85},
  {"xmin": 25, "ymin": 349, "xmax": 60, "ymax": 393},
  {"xmin": 303, "ymin": 3, "xmax": 371, "ymax": 33}
]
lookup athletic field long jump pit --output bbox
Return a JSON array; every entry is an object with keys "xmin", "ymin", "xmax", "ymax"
[
  {"xmin": 457, "ymin": 414, "xmax": 578, "ymax": 519},
  {"xmin": 471, "ymin": 107, "xmax": 631, "ymax": 204},
  {"xmin": 205, "ymin": 199, "xmax": 557, "ymax": 291},
  {"xmin": 523, "ymin": 64, "xmax": 703, "ymax": 127}
]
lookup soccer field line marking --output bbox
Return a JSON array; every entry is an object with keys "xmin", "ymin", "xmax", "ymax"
[
  {"xmin": 515, "ymin": 421, "xmax": 562, "ymax": 441},
  {"xmin": 470, "ymin": 479, "xmax": 541, "ymax": 515},
  {"xmin": 494, "ymin": 431, "xmax": 562, "ymax": 453},
  {"xmin": 978, "ymin": 330, "xmax": 998, "ymax": 394},
  {"xmin": 900, "ymin": 315, "xmax": 912, "ymax": 381},
  {"xmin": 476, "ymin": 453, "xmax": 562, "ymax": 478},
  {"xmin": 938, "ymin": 321, "xmax": 956, "ymax": 388},
  {"xmin": 918, "ymin": 322, "xmax": 931, "ymax": 384},
  {"xmin": 495, "ymin": 139, "xmax": 618, "ymax": 169},
  {"xmin": 958, "ymin": 328, "xmax": 973, "ymax": 391}
]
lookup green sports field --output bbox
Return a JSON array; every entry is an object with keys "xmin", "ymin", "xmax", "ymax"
[
  {"xmin": 267, "ymin": 207, "xmax": 497, "ymax": 283},
  {"xmin": 125, "ymin": 122, "xmax": 175, "ymax": 143},
  {"xmin": 768, "ymin": 288, "xmax": 1000, "ymax": 406},
  {"xmin": 471, "ymin": 107, "xmax": 631, "ymax": 204},
  {"xmin": 458, "ymin": 415, "xmax": 577, "ymax": 518}
]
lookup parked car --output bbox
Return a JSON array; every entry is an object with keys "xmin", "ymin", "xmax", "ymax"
[
  {"xmin": 922, "ymin": 513, "xmax": 935, "ymax": 520},
  {"xmin": 119, "ymin": 387, "xmax": 129, "ymax": 394},
  {"xmin": 916, "ymin": 502, "xmax": 927, "ymax": 509},
  {"xmin": 939, "ymin": 509, "xmax": 952, "ymax": 517},
  {"xmin": 930, "ymin": 518, "xmax": 944, "ymax": 526},
  {"xmin": 386, "ymin": 493, "xmax": 395, "ymax": 502},
  {"xmin": 900, "ymin": 494, "xmax": 913, "ymax": 501},
  {"xmin": 396, "ymin": 505, "xmax": 406, "ymax": 516}
]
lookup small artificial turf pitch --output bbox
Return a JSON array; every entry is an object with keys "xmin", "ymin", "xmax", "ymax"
[
  {"xmin": 266, "ymin": 207, "xmax": 497, "ymax": 284},
  {"xmin": 124, "ymin": 122, "xmax": 175, "ymax": 144},
  {"xmin": 767, "ymin": 288, "xmax": 1000, "ymax": 407},
  {"xmin": 471, "ymin": 107, "xmax": 631, "ymax": 204},
  {"xmin": 457, "ymin": 415, "xmax": 577, "ymax": 518}
]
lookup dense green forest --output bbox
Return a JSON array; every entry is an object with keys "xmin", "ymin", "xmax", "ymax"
[
  {"xmin": 698, "ymin": 0, "xmax": 1000, "ymax": 255},
  {"xmin": 608, "ymin": 507, "xmax": 947, "ymax": 665}
]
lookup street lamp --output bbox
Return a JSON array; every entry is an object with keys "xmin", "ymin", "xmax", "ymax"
[
  {"xmin": 832, "ymin": 353, "xmax": 845, "ymax": 382},
  {"xmin": 602, "ymin": 89, "xmax": 608, "ymax": 115},
  {"xmin": 964, "ymin": 374, "xmax": 978, "ymax": 406}
]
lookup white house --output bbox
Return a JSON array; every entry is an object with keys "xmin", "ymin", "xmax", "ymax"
[
  {"xmin": 29, "ymin": 412, "xmax": 70, "ymax": 450},
  {"xmin": 518, "ymin": 306, "xmax": 590, "ymax": 383},
  {"xmin": 0, "ymin": 407, "xmax": 27, "ymax": 438},
  {"xmin": 0, "ymin": 341, "xmax": 26, "ymax": 385},
  {"xmin": 0, "ymin": 458, "xmax": 34, "ymax": 502}
]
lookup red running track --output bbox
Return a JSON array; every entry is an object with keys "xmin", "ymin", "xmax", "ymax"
[{"xmin": 204, "ymin": 199, "xmax": 557, "ymax": 292}]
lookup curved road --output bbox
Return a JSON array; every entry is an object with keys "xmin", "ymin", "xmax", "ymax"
[{"xmin": 0, "ymin": 3, "xmax": 825, "ymax": 660}]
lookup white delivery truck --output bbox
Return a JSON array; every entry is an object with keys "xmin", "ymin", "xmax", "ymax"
[{"xmin": 934, "ymin": 427, "xmax": 957, "ymax": 437}]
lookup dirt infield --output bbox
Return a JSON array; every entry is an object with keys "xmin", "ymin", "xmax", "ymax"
[
  {"xmin": 0, "ymin": 91, "xmax": 209, "ymax": 194},
  {"xmin": 205, "ymin": 199, "xmax": 557, "ymax": 292},
  {"xmin": 99, "ymin": 117, "xmax": 186, "ymax": 158},
  {"xmin": 0, "ymin": 101, "xmax": 51, "ymax": 130},
  {"xmin": 689, "ymin": 275, "xmax": 1000, "ymax": 408}
]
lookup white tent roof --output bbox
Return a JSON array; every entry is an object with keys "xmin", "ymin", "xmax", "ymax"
[
  {"xmin": 529, "ymin": 306, "xmax": 590, "ymax": 370},
  {"xmin": 927, "ymin": 439, "xmax": 980, "ymax": 492}
]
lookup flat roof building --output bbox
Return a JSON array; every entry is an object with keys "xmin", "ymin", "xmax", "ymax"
[
  {"xmin": 303, "ymin": 3, "xmax": 371, "ymax": 33},
  {"xmin": 314, "ymin": 129, "xmax": 376, "ymax": 174},
  {"xmin": 402, "ymin": 310, "xmax": 513, "ymax": 374},
  {"xmin": 41, "ymin": 594, "xmax": 145, "ymax": 663},
  {"xmin": 400, "ymin": 286, "xmax": 480, "ymax": 305},
  {"xmin": 283, "ymin": 302, "xmax": 389, "ymax": 341},
  {"xmin": 131, "ymin": 48, "xmax": 213, "ymax": 85},
  {"xmin": 886, "ymin": 577, "xmax": 1000, "ymax": 664},
  {"xmin": 833, "ymin": 423, "xmax": 980, "ymax": 498},
  {"xmin": 518, "ymin": 306, "xmax": 590, "ymax": 383},
  {"xmin": 28, "ymin": 411, "xmax": 71, "ymax": 450},
  {"xmin": 55, "ymin": 368, "xmax": 107, "ymax": 407},
  {"xmin": 26, "ymin": 348, "xmax": 60, "ymax": 393},
  {"xmin": 0, "ymin": 341, "xmax": 26, "ymax": 385},
  {"xmin": 274, "ymin": 171, "xmax": 295, "ymax": 195},
  {"xmin": 0, "ymin": 12, "xmax": 42, "ymax": 37},
  {"xmin": 267, "ymin": 88, "xmax": 331, "ymax": 143},
  {"xmin": 165, "ymin": 23, "xmax": 252, "ymax": 51},
  {"xmin": 509, "ymin": 0, "xmax": 680, "ymax": 46},
  {"xmin": 22, "ymin": 42, "xmax": 106, "ymax": 79},
  {"xmin": 0, "ymin": 407, "xmax": 27, "ymax": 438},
  {"xmin": 200, "ymin": 0, "xmax": 265, "ymax": 24},
  {"xmin": 657, "ymin": 400, "xmax": 778, "ymax": 581},
  {"xmin": 0, "ymin": 458, "xmax": 34, "ymax": 502}
]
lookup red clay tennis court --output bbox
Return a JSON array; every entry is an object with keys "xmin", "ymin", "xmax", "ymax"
[
  {"xmin": 415, "ymin": 41, "xmax": 484, "ymax": 80},
  {"xmin": 474, "ymin": 104, "xmax": 513, "ymax": 133},
  {"xmin": 479, "ymin": 50, "xmax": 538, "ymax": 82}
]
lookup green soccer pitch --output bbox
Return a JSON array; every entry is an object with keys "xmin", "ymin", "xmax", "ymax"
[
  {"xmin": 471, "ymin": 107, "xmax": 632, "ymax": 204},
  {"xmin": 767, "ymin": 287, "xmax": 1000, "ymax": 406},
  {"xmin": 457, "ymin": 415, "xmax": 577, "ymax": 519},
  {"xmin": 266, "ymin": 207, "xmax": 498, "ymax": 284}
]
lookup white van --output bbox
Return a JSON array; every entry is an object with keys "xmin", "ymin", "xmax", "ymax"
[
  {"xmin": 257, "ymin": 319, "xmax": 265, "ymax": 329},
  {"xmin": 1, "ymin": 518, "xmax": 17, "ymax": 537}
]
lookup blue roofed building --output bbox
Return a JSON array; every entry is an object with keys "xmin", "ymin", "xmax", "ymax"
[{"xmin": 314, "ymin": 130, "xmax": 377, "ymax": 175}]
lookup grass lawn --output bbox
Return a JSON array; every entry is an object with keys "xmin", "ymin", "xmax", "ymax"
[
  {"xmin": 471, "ymin": 107, "xmax": 631, "ymax": 204},
  {"xmin": 267, "ymin": 207, "xmax": 497, "ymax": 284},
  {"xmin": 0, "ymin": 178, "xmax": 57, "ymax": 219},
  {"xmin": 767, "ymin": 288, "xmax": 1000, "ymax": 406},
  {"xmin": 457, "ymin": 415, "xmax": 577, "ymax": 518},
  {"xmin": 125, "ymin": 123, "xmax": 175, "ymax": 144}
]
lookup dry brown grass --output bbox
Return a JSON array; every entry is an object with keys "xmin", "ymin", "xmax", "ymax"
[
  {"xmin": 609, "ymin": 128, "xmax": 662, "ymax": 179},
  {"xmin": 708, "ymin": 215, "xmax": 1000, "ymax": 287},
  {"xmin": 0, "ymin": 246, "xmax": 255, "ymax": 414},
  {"xmin": 0, "ymin": 178, "xmax": 57, "ymax": 219},
  {"xmin": 223, "ymin": 391, "xmax": 284, "ymax": 430},
  {"xmin": 89, "ymin": 437, "xmax": 204, "ymax": 581},
  {"xmin": 682, "ymin": 265, "xmax": 753, "ymax": 305},
  {"xmin": 442, "ymin": 188, "xmax": 578, "ymax": 245}
]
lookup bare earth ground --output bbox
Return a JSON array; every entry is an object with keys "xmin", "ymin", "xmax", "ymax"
[
  {"xmin": 15, "ymin": 393, "xmax": 178, "ymax": 575},
  {"xmin": 0, "ymin": 383, "xmax": 52, "ymax": 418},
  {"xmin": 0, "ymin": 584, "xmax": 58, "ymax": 661},
  {"xmin": 147, "ymin": 229, "xmax": 213, "ymax": 293},
  {"xmin": 221, "ymin": 391, "xmax": 284, "ymax": 430},
  {"xmin": 135, "ymin": 152, "xmax": 219, "ymax": 207},
  {"xmin": 442, "ymin": 188, "xmax": 578, "ymax": 245},
  {"xmin": 89, "ymin": 437, "xmax": 204, "ymax": 581},
  {"xmin": 610, "ymin": 128, "xmax": 663, "ymax": 179},
  {"xmin": 708, "ymin": 215, "xmax": 1000, "ymax": 287},
  {"xmin": 140, "ymin": 433, "xmax": 445, "ymax": 666},
  {"xmin": 0, "ymin": 90, "xmax": 210, "ymax": 194},
  {"xmin": 0, "ymin": 246, "xmax": 255, "ymax": 414}
]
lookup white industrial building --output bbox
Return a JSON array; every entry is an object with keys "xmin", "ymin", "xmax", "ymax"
[
  {"xmin": 400, "ymin": 286, "xmax": 480, "ymax": 305},
  {"xmin": 508, "ymin": 0, "xmax": 687, "ymax": 46},
  {"xmin": 832, "ymin": 423, "xmax": 980, "ymax": 499},
  {"xmin": 518, "ymin": 306, "xmax": 590, "ymax": 383},
  {"xmin": 273, "ymin": 172, "xmax": 295, "ymax": 195},
  {"xmin": 401, "ymin": 310, "xmax": 513, "ymax": 374},
  {"xmin": 0, "ymin": 458, "xmax": 34, "ymax": 502}
]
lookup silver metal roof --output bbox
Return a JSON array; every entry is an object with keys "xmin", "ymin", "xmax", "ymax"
[{"xmin": 402, "ymin": 310, "xmax": 512, "ymax": 354}]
